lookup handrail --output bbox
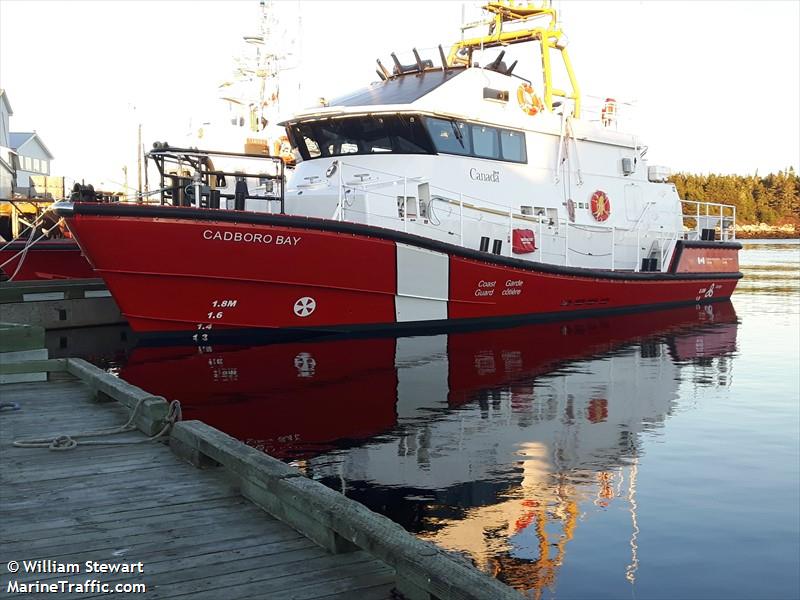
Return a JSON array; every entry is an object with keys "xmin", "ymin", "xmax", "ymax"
[
  {"xmin": 325, "ymin": 161, "xmax": 736, "ymax": 270},
  {"xmin": 680, "ymin": 199, "xmax": 737, "ymax": 241}
]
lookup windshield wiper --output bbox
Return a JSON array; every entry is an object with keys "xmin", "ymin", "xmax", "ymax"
[{"xmin": 450, "ymin": 120, "xmax": 465, "ymax": 148}]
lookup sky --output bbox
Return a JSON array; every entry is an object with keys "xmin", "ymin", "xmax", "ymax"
[{"xmin": 1, "ymin": 0, "xmax": 798, "ymax": 191}]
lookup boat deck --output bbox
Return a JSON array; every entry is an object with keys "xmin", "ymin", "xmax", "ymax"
[{"xmin": 0, "ymin": 372, "xmax": 395, "ymax": 599}]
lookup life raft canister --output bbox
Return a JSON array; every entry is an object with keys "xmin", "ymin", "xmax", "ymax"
[
  {"xmin": 517, "ymin": 83, "xmax": 544, "ymax": 116},
  {"xmin": 512, "ymin": 228, "xmax": 537, "ymax": 253},
  {"xmin": 590, "ymin": 190, "xmax": 611, "ymax": 222}
]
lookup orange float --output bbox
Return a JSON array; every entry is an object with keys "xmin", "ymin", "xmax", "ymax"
[{"xmin": 517, "ymin": 83, "xmax": 544, "ymax": 116}]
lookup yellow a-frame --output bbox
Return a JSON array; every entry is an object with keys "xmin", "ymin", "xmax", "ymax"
[{"xmin": 447, "ymin": 1, "xmax": 581, "ymax": 117}]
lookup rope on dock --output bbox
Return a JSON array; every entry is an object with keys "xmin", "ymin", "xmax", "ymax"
[
  {"xmin": 0, "ymin": 402, "xmax": 21, "ymax": 412},
  {"xmin": 12, "ymin": 397, "xmax": 182, "ymax": 451}
]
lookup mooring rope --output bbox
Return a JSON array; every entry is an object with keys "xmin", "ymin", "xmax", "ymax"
[
  {"xmin": 0, "ymin": 207, "xmax": 52, "ymax": 251},
  {"xmin": 0, "ymin": 214, "xmax": 66, "ymax": 282},
  {"xmin": 12, "ymin": 397, "xmax": 182, "ymax": 451}
]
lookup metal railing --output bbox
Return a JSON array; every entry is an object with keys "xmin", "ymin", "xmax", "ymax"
[
  {"xmin": 327, "ymin": 160, "xmax": 705, "ymax": 272},
  {"xmin": 681, "ymin": 199, "xmax": 737, "ymax": 241}
]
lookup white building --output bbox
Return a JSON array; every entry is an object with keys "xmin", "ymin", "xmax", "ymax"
[
  {"xmin": 9, "ymin": 131, "xmax": 53, "ymax": 193},
  {"xmin": 0, "ymin": 89, "xmax": 14, "ymax": 200}
]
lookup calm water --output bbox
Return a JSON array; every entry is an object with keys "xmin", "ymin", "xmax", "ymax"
[{"xmin": 69, "ymin": 240, "xmax": 800, "ymax": 599}]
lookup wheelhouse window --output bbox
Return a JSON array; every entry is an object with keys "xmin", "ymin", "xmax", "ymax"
[
  {"xmin": 426, "ymin": 118, "xmax": 470, "ymax": 156},
  {"xmin": 289, "ymin": 115, "xmax": 434, "ymax": 160},
  {"xmin": 424, "ymin": 117, "xmax": 527, "ymax": 164},
  {"xmin": 471, "ymin": 125, "xmax": 499, "ymax": 159},
  {"xmin": 500, "ymin": 130, "xmax": 525, "ymax": 162}
]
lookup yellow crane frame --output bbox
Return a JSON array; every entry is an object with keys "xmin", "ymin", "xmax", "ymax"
[{"xmin": 447, "ymin": 1, "xmax": 581, "ymax": 117}]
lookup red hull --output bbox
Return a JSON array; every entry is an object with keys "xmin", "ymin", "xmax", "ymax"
[
  {"xmin": 59, "ymin": 204, "xmax": 742, "ymax": 334},
  {"xmin": 0, "ymin": 239, "xmax": 95, "ymax": 281}
]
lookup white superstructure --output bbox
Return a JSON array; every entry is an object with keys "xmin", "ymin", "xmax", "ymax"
[{"xmin": 279, "ymin": 1, "xmax": 734, "ymax": 272}]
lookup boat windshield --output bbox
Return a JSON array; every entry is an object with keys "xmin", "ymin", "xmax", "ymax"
[{"xmin": 288, "ymin": 115, "xmax": 434, "ymax": 160}]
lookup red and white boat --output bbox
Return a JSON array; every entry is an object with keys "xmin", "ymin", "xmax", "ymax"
[
  {"xmin": 0, "ymin": 238, "xmax": 94, "ymax": 281},
  {"xmin": 53, "ymin": 2, "xmax": 741, "ymax": 337}
]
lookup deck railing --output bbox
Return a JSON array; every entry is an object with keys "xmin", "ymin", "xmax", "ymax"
[
  {"xmin": 332, "ymin": 161, "xmax": 706, "ymax": 272},
  {"xmin": 107, "ymin": 156, "xmax": 736, "ymax": 273},
  {"xmin": 681, "ymin": 199, "xmax": 736, "ymax": 241}
]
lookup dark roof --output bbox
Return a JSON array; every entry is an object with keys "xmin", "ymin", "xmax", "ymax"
[
  {"xmin": 9, "ymin": 132, "xmax": 33, "ymax": 148},
  {"xmin": 329, "ymin": 68, "xmax": 464, "ymax": 107},
  {"xmin": 9, "ymin": 132, "xmax": 54, "ymax": 158}
]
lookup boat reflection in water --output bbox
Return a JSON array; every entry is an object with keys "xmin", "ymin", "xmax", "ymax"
[{"xmin": 121, "ymin": 302, "xmax": 738, "ymax": 595}]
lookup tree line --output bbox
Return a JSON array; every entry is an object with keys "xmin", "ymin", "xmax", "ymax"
[{"xmin": 669, "ymin": 167, "xmax": 799, "ymax": 225}]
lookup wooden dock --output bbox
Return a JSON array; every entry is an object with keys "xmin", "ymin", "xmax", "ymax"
[
  {"xmin": 0, "ymin": 358, "xmax": 522, "ymax": 600},
  {"xmin": 0, "ymin": 279, "xmax": 123, "ymax": 330}
]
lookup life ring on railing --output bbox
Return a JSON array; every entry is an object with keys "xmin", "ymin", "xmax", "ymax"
[
  {"xmin": 273, "ymin": 136, "xmax": 295, "ymax": 165},
  {"xmin": 517, "ymin": 83, "xmax": 544, "ymax": 116},
  {"xmin": 590, "ymin": 190, "xmax": 611, "ymax": 222},
  {"xmin": 601, "ymin": 98, "xmax": 617, "ymax": 127}
]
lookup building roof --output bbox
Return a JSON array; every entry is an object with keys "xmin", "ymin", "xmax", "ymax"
[
  {"xmin": 0, "ymin": 89, "xmax": 12, "ymax": 116},
  {"xmin": 9, "ymin": 131, "xmax": 54, "ymax": 159}
]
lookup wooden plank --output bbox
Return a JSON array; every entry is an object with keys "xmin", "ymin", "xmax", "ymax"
[
  {"xmin": 172, "ymin": 420, "xmax": 522, "ymax": 600},
  {"xmin": 317, "ymin": 582, "xmax": 396, "ymax": 600},
  {"xmin": 67, "ymin": 543, "xmax": 333, "ymax": 598},
  {"xmin": 0, "ymin": 496, "xmax": 247, "ymax": 537},
  {"xmin": 2, "ymin": 500, "xmax": 261, "ymax": 545},
  {"xmin": 2, "ymin": 467, "xmax": 236, "ymax": 503},
  {"xmin": 0, "ymin": 517, "xmax": 289, "ymax": 566},
  {"xmin": 130, "ymin": 552, "xmax": 380, "ymax": 600},
  {"xmin": 0, "ymin": 358, "xmax": 66, "ymax": 374},
  {"xmin": 9, "ymin": 526, "xmax": 310, "ymax": 586},
  {"xmin": 2, "ymin": 458, "xmax": 209, "ymax": 497},
  {"xmin": 1, "ymin": 478, "xmax": 241, "ymax": 523},
  {"xmin": 18, "ymin": 536, "xmax": 317, "ymax": 588},
  {"xmin": 1, "ymin": 452, "xmax": 184, "ymax": 483},
  {"xmin": 281, "ymin": 570, "xmax": 396, "ymax": 600},
  {"xmin": 2, "ymin": 504, "xmax": 281, "ymax": 553},
  {"xmin": 9, "ymin": 528, "xmax": 309, "ymax": 585}
]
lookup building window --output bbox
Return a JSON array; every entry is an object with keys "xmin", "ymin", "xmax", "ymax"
[
  {"xmin": 23, "ymin": 156, "xmax": 32, "ymax": 170},
  {"xmin": 40, "ymin": 160, "xmax": 48, "ymax": 174}
]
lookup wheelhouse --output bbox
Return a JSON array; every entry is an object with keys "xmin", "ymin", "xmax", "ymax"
[{"xmin": 286, "ymin": 114, "xmax": 528, "ymax": 165}]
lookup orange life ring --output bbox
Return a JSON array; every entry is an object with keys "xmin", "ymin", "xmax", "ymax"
[
  {"xmin": 517, "ymin": 83, "xmax": 543, "ymax": 116},
  {"xmin": 590, "ymin": 190, "xmax": 611, "ymax": 222},
  {"xmin": 601, "ymin": 97, "xmax": 617, "ymax": 127},
  {"xmin": 272, "ymin": 136, "xmax": 295, "ymax": 165}
]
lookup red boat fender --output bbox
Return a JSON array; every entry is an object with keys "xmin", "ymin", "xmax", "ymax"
[{"xmin": 512, "ymin": 228, "xmax": 537, "ymax": 253}]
